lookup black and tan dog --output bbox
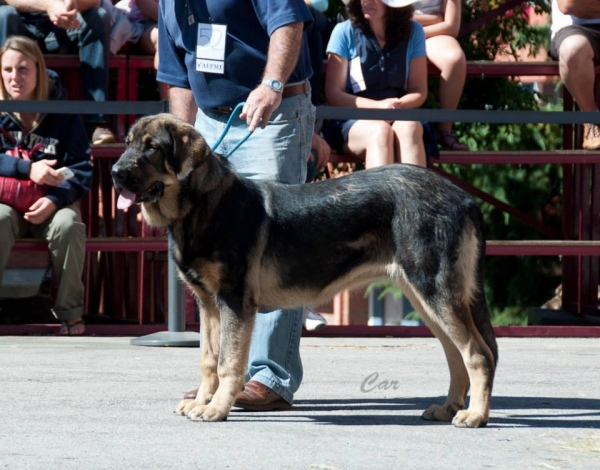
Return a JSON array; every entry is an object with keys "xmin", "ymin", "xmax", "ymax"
[{"xmin": 112, "ymin": 113, "xmax": 498, "ymax": 428}]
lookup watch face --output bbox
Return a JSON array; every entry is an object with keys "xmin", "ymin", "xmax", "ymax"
[
  {"xmin": 271, "ymin": 80, "xmax": 283, "ymax": 92},
  {"xmin": 263, "ymin": 79, "xmax": 283, "ymax": 92}
]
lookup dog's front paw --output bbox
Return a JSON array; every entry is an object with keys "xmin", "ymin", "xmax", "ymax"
[
  {"xmin": 452, "ymin": 410, "xmax": 488, "ymax": 428},
  {"xmin": 175, "ymin": 398, "xmax": 197, "ymax": 416},
  {"xmin": 421, "ymin": 403, "xmax": 460, "ymax": 422},
  {"xmin": 188, "ymin": 404, "xmax": 229, "ymax": 422},
  {"xmin": 195, "ymin": 391, "xmax": 213, "ymax": 406}
]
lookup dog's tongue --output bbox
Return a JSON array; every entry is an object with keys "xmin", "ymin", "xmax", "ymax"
[{"xmin": 117, "ymin": 189, "xmax": 136, "ymax": 210}]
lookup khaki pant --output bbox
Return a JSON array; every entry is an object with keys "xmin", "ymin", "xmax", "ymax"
[{"xmin": 0, "ymin": 202, "xmax": 86, "ymax": 321}]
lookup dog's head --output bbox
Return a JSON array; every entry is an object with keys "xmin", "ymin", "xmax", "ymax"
[{"xmin": 111, "ymin": 113, "xmax": 209, "ymax": 213}]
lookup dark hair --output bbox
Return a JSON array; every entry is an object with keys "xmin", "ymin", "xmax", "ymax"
[{"xmin": 347, "ymin": 0, "xmax": 413, "ymax": 45}]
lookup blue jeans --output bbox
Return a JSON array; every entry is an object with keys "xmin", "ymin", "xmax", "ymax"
[
  {"xmin": 0, "ymin": 6, "xmax": 110, "ymax": 124},
  {"xmin": 195, "ymin": 90, "xmax": 315, "ymax": 403}
]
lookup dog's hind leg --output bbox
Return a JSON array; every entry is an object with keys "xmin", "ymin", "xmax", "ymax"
[
  {"xmin": 394, "ymin": 287, "xmax": 469, "ymax": 423},
  {"xmin": 417, "ymin": 296, "xmax": 495, "ymax": 428},
  {"xmin": 414, "ymin": 218, "xmax": 496, "ymax": 427},
  {"xmin": 400, "ymin": 279, "xmax": 496, "ymax": 428},
  {"xmin": 176, "ymin": 293, "xmax": 221, "ymax": 416},
  {"xmin": 187, "ymin": 303, "xmax": 256, "ymax": 422},
  {"xmin": 448, "ymin": 296, "xmax": 497, "ymax": 428},
  {"xmin": 420, "ymin": 319, "xmax": 470, "ymax": 423}
]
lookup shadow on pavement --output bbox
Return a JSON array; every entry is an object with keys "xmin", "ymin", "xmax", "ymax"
[{"xmin": 228, "ymin": 396, "xmax": 600, "ymax": 428}]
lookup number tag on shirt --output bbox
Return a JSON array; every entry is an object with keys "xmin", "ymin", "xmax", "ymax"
[{"xmin": 196, "ymin": 23, "xmax": 227, "ymax": 74}]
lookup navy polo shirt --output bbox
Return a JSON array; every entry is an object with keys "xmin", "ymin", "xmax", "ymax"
[{"xmin": 157, "ymin": 0, "xmax": 313, "ymax": 110}]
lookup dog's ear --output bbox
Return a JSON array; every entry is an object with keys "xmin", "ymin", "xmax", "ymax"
[{"xmin": 164, "ymin": 120, "xmax": 207, "ymax": 181}]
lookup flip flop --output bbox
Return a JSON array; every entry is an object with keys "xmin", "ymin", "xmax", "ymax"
[{"xmin": 60, "ymin": 319, "xmax": 85, "ymax": 336}]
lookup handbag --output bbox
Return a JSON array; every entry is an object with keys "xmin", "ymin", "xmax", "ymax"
[{"xmin": 0, "ymin": 126, "xmax": 47, "ymax": 213}]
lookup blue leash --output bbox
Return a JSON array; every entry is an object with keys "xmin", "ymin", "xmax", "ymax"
[{"xmin": 210, "ymin": 102, "xmax": 254, "ymax": 157}]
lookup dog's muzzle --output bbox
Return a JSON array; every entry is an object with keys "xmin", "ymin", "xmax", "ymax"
[{"xmin": 111, "ymin": 162, "xmax": 164, "ymax": 210}]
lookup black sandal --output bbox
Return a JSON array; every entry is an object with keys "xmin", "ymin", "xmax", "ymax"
[{"xmin": 438, "ymin": 131, "xmax": 468, "ymax": 151}]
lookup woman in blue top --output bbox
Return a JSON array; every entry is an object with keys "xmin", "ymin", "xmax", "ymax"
[{"xmin": 325, "ymin": 0, "xmax": 427, "ymax": 168}]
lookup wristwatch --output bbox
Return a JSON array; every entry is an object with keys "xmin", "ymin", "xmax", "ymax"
[{"xmin": 261, "ymin": 78, "xmax": 284, "ymax": 93}]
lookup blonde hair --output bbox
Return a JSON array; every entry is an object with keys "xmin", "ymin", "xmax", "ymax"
[{"xmin": 0, "ymin": 35, "xmax": 49, "ymax": 124}]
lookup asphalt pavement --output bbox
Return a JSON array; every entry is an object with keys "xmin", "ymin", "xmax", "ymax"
[{"xmin": 1, "ymin": 336, "xmax": 599, "ymax": 469}]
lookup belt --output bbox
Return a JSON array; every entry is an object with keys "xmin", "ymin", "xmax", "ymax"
[
  {"xmin": 211, "ymin": 81, "xmax": 309, "ymax": 114},
  {"xmin": 281, "ymin": 81, "xmax": 309, "ymax": 98}
]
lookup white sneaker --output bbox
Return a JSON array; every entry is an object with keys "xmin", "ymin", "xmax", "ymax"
[{"xmin": 303, "ymin": 306, "xmax": 327, "ymax": 331}]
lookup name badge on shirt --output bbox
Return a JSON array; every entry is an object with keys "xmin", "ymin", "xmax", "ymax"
[
  {"xmin": 196, "ymin": 23, "xmax": 227, "ymax": 74},
  {"xmin": 349, "ymin": 57, "xmax": 366, "ymax": 94}
]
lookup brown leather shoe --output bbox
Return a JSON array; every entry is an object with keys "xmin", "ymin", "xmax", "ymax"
[
  {"xmin": 91, "ymin": 126, "xmax": 116, "ymax": 145},
  {"xmin": 183, "ymin": 388, "xmax": 198, "ymax": 400},
  {"xmin": 583, "ymin": 123, "xmax": 600, "ymax": 150},
  {"xmin": 233, "ymin": 380, "xmax": 292, "ymax": 411}
]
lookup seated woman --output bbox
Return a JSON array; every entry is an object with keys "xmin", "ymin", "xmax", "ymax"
[
  {"xmin": 325, "ymin": 0, "xmax": 428, "ymax": 168},
  {"xmin": 413, "ymin": 0, "xmax": 468, "ymax": 150},
  {"xmin": 0, "ymin": 36, "xmax": 92, "ymax": 335}
]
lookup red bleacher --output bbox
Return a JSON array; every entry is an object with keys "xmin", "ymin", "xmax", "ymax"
[{"xmin": 4, "ymin": 54, "xmax": 600, "ymax": 333}]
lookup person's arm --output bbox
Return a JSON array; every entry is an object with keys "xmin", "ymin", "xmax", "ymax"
[
  {"xmin": 240, "ymin": 22, "xmax": 304, "ymax": 132},
  {"xmin": 415, "ymin": 0, "xmax": 461, "ymax": 38},
  {"xmin": 324, "ymin": 53, "xmax": 400, "ymax": 110},
  {"xmin": 324, "ymin": 53, "xmax": 372, "ymax": 108},
  {"xmin": 557, "ymin": 0, "xmax": 600, "ymax": 18},
  {"xmin": 169, "ymin": 87, "xmax": 198, "ymax": 125},
  {"xmin": 5, "ymin": 0, "xmax": 55, "ymax": 13},
  {"xmin": 157, "ymin": 1, "xmax": 193, "ymax": 119},
  {"xmin": 43, "ymin": 114, "xmax": 91, "ymax": 203},
  {"xmin": 6, "ymin": 0, "xmax": 80, "ymax": 29},
  {"xmin": 5, "ymin": 0, "xmax": 99, "ymax": 15},
  {"xmin": 393, "ymin": 55, "xmax": 428, "ymax": 109},
  {"xmin": 0, "ymin": 152, "xmax": 32, "ymax": 179},
  {"xmin": 26, "ymin": 113, "xmax": 92, "ymax": 224},
  {"xmin": 310, "ymin": 131, "xmax": 330, "ymax": 168},
  {"xmin": 135, "ymin": 0, "xmax": 158, "ymax": 22}
]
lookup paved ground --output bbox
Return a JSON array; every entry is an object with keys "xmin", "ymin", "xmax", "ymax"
[{"xmin": 1, "ymin": 336, "xmax": 599, "ymax": 469}]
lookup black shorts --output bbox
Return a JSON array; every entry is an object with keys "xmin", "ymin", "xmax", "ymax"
[{"xmin": 550, "ymin": 24, "xmax": 600, "ymax": 64}]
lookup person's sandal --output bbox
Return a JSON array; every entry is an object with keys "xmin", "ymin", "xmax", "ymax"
[
  {"xmin": 60, "ymin": 319, "xmax": 85, "ymax": 336},
  {"xmin": 438, "ymin": 131, "xmax": 468, "ymax": 151}
]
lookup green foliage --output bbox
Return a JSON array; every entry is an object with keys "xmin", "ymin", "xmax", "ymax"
[
  {"xmin": 439, "ymin": 1, "xmax": 562, "ymax": 325},
  {"xmin": 460, "ymin": 0, "xmax": 551, "ymax": 60},
  {"xmin": 452, "ymin": 1, "xmax": 561, "ymax": 325},
  {"xmin": 364, "ymin": 281, "xmax": 404, "ymax": 301}
]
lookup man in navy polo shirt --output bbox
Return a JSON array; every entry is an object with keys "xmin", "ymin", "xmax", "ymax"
[{"xmin": 158, "ymin": 0, "xmax": 314, "ymax": 411}]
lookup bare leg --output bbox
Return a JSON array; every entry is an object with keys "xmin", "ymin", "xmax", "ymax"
[
  {"xmin": 426, "ymin": 35, "xmax": 466, "ymax": 135},
  {"xmin": 345, "ymin": 120, "xmax": 395, "ymax": 168},
  {"xmin": 558, "ymin": 34, "xmax": 598, "ymax": 112},
  {"xmin": 392, "ymin": 120, "xmax": 426, "ymax": 167}
]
